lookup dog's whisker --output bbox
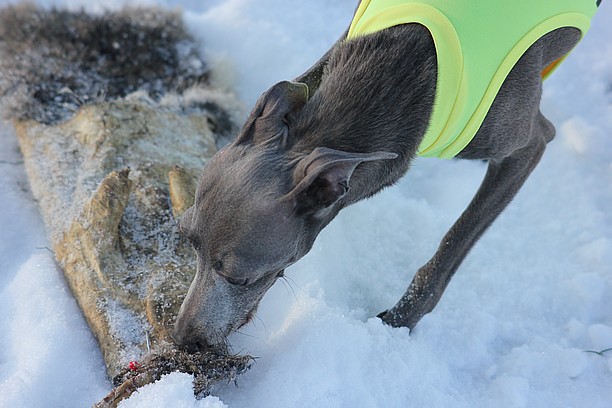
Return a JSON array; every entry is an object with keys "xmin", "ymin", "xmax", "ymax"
[
  {"xmin": 280, "ymin": 276, "xmax": 300, "ymax": 306},
  {"xmin": 253, "ymin": 313, "xmax": 267, "ymax": 331},
  {"xmin": 234, "ymin": 330, "xmax": 265, "ymax": 344}
]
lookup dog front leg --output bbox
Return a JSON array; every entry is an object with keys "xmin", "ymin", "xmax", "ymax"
[{"xmin": 380, "ymin": 129, "xmax": 550, "ymax": 330}]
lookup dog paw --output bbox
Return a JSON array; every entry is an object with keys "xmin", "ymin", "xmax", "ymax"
[{"xmin": 377, "ymin": 305, "xmax": 420, "ymax": 331}]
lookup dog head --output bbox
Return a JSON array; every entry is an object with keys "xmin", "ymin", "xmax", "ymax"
[{"xmin": 173, "ymin": 81, "xmax": 395, "ymax": 350}]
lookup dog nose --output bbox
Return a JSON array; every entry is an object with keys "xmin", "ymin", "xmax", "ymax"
[
  {"xmin": 172, "ymin": 319, "xmax": 209, "ymax": 353},
  {"xmin": 181, "ymin": 338, "xmax": 208, "ymax": 353},
  {"xmin": 173, "ymin": 330, "xmax": 209, "ymax": 353}
]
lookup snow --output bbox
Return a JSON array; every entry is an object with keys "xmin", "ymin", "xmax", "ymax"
[
  {"xmin": 1, "ymin": 0, "xmax": 611, "ymax": 407},
  {"xmin": 0, "ymin": 252, "xmax": 109, "ymax": 406}
]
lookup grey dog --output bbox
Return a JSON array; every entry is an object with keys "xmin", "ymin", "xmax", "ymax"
[{"xmin": 173, "ymin": 2, "xmax": 597, "ymax": 350}]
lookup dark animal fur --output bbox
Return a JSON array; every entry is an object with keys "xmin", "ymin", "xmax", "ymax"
[{"xmin": 0, "ymin": 5, "xmax": 209, "ymax": 124}]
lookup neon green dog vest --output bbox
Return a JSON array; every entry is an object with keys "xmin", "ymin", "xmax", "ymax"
[{"xmin": 347, "ymin": 0, "xmax": 598, "ymax": 158}]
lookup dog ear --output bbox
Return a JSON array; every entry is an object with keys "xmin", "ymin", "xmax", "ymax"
[
  {"xmin": 282, "ymin": 147, "xmax": 397, "ymax": 213},
  {"xmin": 178, "ymin": 205, "xmax": 196, "ymax": 235},
  {"xmin": 234, "ymin": 81, "xmax": 309, "ymax": 147}
]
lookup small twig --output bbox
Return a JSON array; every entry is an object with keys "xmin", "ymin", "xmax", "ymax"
[
  {"xmin": 583, "ymin": 347, "xmax": 612, "ymax": 357},
  {"xmin": 0, "ymin": 159, "xmax": 24, "ymax": 165}
]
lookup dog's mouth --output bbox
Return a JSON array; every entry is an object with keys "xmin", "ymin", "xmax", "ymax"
[{"xmin": 233, "ymin": 270, "xmax": 285, "ymax": 331}]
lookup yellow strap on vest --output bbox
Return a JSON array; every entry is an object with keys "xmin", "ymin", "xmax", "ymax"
[{"xmin": 347, "ymin": 0, "xmax": 597, "ymax": 158}]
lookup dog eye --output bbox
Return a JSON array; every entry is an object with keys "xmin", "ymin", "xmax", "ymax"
[
  {"xmin": 224, "ymin": 276, "xmax": 248, "ymax": 286},
  {"xmin": 212, "ymin": 262, "xmax": 247, "ymax": 286}
]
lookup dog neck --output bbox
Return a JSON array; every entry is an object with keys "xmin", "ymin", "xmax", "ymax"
[{"xmin": 290, "ymin": 24, "xmax": 438, "ymax": 205}]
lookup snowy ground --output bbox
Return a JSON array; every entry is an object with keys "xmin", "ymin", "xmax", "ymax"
[{"xmin": 1, "ymin": 1, "xmax": 611, "ymax": 407}]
